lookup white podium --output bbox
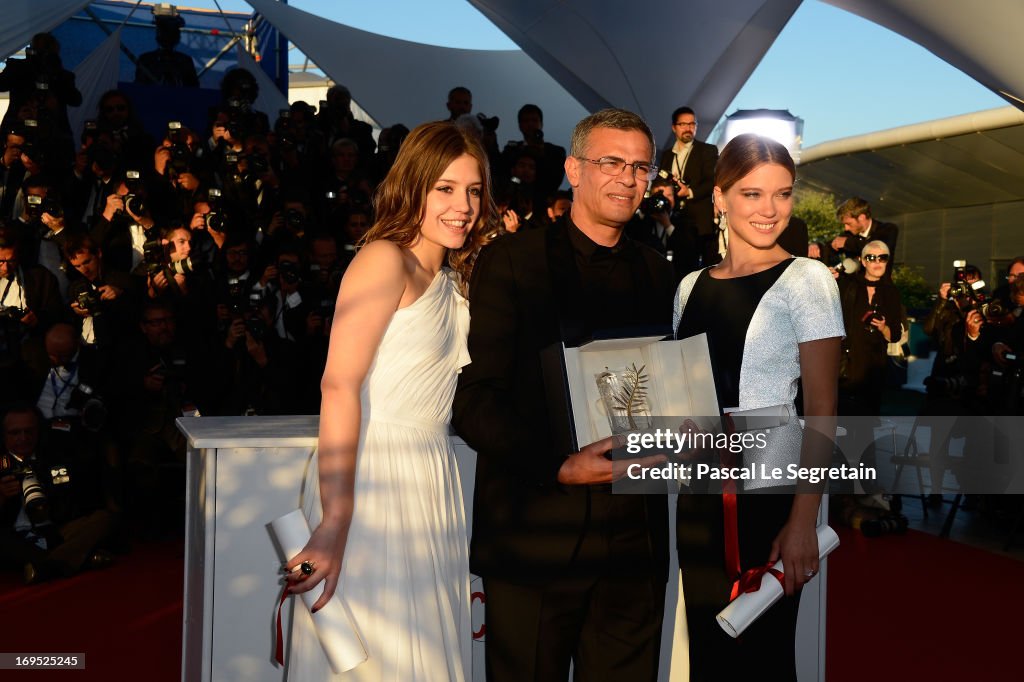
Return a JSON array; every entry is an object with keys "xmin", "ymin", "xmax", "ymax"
[{"xmin": 177, "ymin": 416, "xmax": 828, "ymax": 682}]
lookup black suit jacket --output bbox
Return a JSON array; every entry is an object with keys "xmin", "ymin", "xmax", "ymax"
[
  {"xmin": 2, "ymin": 265, "xmax": 64, "ymax": 337},
  {"xmin": 453, "ymin": 222, "xmax": 674, "ymax": 583},
  {"xmin": 838, "ymin": 219, "xmax": 899, "ymax": 259},
  {"xmin": 659, "ymin": 140, "xmax": 718, "ymax": 237}
]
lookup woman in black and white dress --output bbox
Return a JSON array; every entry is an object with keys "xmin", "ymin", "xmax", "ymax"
[{"xmin": 673, "ymin": 134, "xmax": 844, "ymax": 681}]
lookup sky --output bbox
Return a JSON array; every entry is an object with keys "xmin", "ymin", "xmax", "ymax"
[{"xmin": 190, "ymin": 0, "xmax": 1006, "ymax": 147}]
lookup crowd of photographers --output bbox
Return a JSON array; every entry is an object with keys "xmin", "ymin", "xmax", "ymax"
[
  {"xmin": 2, "ymin": 31, "xmax": 1023, "ymax": 582},
  {"xmin": 0, "ymin": 32, "xmax": 595, "ymax": 582}
]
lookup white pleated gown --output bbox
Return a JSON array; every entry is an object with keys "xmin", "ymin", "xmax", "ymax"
[{"xmin": 288, "ymin": 269, "xmax": 472, "ymax": 681}]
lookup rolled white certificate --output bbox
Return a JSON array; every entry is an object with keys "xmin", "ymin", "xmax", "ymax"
[
  {"xmin": 716, "ymin": 524, "xmax": 840, "ymax": 638},
  {"xmin": 270, "ymin": 509, "xmax": 367, "ymax": 673}
]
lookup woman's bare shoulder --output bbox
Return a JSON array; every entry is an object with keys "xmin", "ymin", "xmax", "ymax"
[{"xmin": 340, "ymin": 240, "xmax": 410, "ymax": 296}]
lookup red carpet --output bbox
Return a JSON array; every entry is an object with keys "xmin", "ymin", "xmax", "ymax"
[
  {"xmin": 3, "ymin": 530, "xmax": 1021, "ymax": 680},
  {"xmin": 827, "ymin": 527, "xmax": 1023, "ymax": 681},
  {"xmin": 0, "ymin": 540, "xmax": 183, "ymax": 682}
]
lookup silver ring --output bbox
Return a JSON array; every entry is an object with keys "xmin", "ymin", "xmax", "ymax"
[
  {"xmin": 804, "ymin": 569, "xmax": 816, "ymax": 578},
  {"xmin": 300, "ymin": 561, "xmax": 315, "ymax": 576}
]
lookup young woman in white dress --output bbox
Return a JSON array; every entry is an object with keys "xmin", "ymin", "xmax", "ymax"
[{"xmin": 285, "ymin": 122, "xmax": 495, "ymax": 681}]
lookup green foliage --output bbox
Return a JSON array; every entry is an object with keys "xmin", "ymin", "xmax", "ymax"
[
  {"xmin": 890, "ymin": 264, "xmax": 934, "ymax": 312},
  {"xmin": 793, "ymin": 189, "xmax": 838, "ymax": 244}
]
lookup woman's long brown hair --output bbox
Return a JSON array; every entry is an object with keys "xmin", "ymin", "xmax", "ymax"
[{"xmin": 359, "ymin": 122, "xmax": 497, "ymax": 294}]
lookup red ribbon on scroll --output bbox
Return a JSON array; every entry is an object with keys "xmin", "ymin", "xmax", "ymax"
[
  {"xmin": 729, "ymin": 562, "xmax": 786, "ymax": 601},
  {"xmin": 275, "ymin": 586, "xmax": 289, "ymax": 666}
]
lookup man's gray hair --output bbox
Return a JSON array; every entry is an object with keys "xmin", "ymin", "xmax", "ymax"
[{"xmin": 569, "ymin": 108, "xmax": 656, "ymax": 161}]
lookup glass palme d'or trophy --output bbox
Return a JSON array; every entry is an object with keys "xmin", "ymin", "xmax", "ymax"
[{"xmin": 595, "ymin": 363, "xmax": 652, "ymax": 434}]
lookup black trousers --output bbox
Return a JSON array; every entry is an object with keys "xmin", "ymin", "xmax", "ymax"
[
  {"xmin": 483, "ymin": 573, "xmax": 666, "ymax": 682},
  {"xmin": 0, "ymin": 510, "xmax": 114, "ymax": 578},
  {"xmin": 677, "ymin": 493, "xmax": 801, "ymax": 682}
]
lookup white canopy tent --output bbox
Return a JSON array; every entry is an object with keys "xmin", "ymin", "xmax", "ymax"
[
  {"xmin": 822, "ymin": 0, "xmax": 1024, "ymax": 108},
  {"xmin": 68, "ymin": 27, "xmax": 122, "ymax": 141},
  {"xmin": 0, "ymin": 0, "xmax": 91, "ymax": 63},
  {"xmin": 467, "ymin": 0, "xmax": 803, "ymax": 138},
  {"xmin": 243, "ymin": 0, "xmax": 590, "ymax": 147},
  {"xmin": 5, "ymin": 1, "xmax": 1024, "ymax": 146}
]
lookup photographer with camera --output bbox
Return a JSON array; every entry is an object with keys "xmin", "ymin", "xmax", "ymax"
[
  {"xmin": 307, "ymin": 232, "xmax": 343, "ymax": 304},
  {"xmin": 10, "ymin": 176, "xmax": 72, "ymax": 300},
  {"xmin": 94, "ymin": 90, "xmax": 155, "ymax": 169},
  {"xmin": 0, "ymin": 404, "xmax": 115, "ymax": 584},
  {"xmin": 333, "ymin": 206, "xmax": 372, "ymax": 272},
  {"xmin": 321, "ymin": 138, "xmax": 373, "ymax": 217},
  {"xmin": 659, "ymin": 106, "xmax": 719, "ymax": 266},
  {"xmin": 65, "ymin": 234, "xmax": 138, "ymax": 353},
  {"xmin": 92, "ymin": 170, "xmax": 158, "ymax": 276},
  {"xmin": 831, "ymin": 197, "xmax": 899, "ymax": 272},
  {"xmin": 204, "ymin": 69, "xmax": 269, "ymax": 164},
  {"xmin": 0, "ymin": 229, "xmax": 62, "ymax": 371},
  {"xmin": 0, "ymin": 33, "xmax": 82, "ymax": 146},
  {"xmin": 369, "ymin": 123, "xmax": 408, "ymax": 184},
  {"xmin": 250, "ymin": 246, "xmax": 314, "ymax": 343},
  {"xmin": 211, "ymin": 233, "xmax": 256, "ymax": 331},
  {"xmin": 836, "ymin": 240, "xmax": 906, "ymax": 416},
  {"xmin": 545, "ymin": 190, "xmax": 573, "ymax": 225},
  {"xmin": 24, "ymin": 322, "xmax": 122, "ymax": 515},
  {"xmin": 488, "ymin": 177, "xmax": 536, "ymax": 239},
  {"xmin": 990, "ymin": 256, "xmax": 1024, "ymax": 309},
  {"xmin": 294, "ymin": 233, "xmax": 344, "ymax": 413},
  {"xmin": 273, "ymin": 103, "xmax": 327, "ymax": 187},
  {"xmin": 151, "ymin": 121, "xmax": 209, "ymax": 224},
  {"xmin": 987, "ymin": 275, "xmax": 1024, "ymax": 414},
  {"xmin": 501, "ymin": 104, "xmax": 567, "ymax": 201},
  {"xmin": 219, "ymin": 134, "xmax": 282, "ymax": 242},
  {"xmin": 68, "ymin": 130, "xmax": 121, "ymax": 230},
  {"xmin": 119, "ymin": 302, "xmax": 210, "ymax": 531},
  {"xmin": 626, "ymin": 174, "xmax": 699, "ymax": 278},
  {"xmin": 922, "ymin": 262, "xmax": 987, "ymax": 414},
  {"xmin": 317, "ymin": 84, "xmax": 376, "ymax": 158},
  {"xmin": 144, "ymin": 224, "xmax": 213, "ymax": 336},
  {"xmin": 1, "ymin": 126, "xmax": 27, "ymax": 220},
  {"xmin": 220, "ymin": 268, "xmax": 302, "ymax": 416},
  {"xmin": 186, "ymin": 188, "xmax": 235, "ymax": 271}
]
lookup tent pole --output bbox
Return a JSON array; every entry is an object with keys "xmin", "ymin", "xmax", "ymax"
[
  {"xmin": 275, "ymin": 1, "xmax": 289, "ymax": 99},
  {"xmin": 197, "ymin": 36, "xmax": 242, "ymax": 78},
  {"xmin": 211, "ymin": 0, "xmax": 241, "ymax": 37}
]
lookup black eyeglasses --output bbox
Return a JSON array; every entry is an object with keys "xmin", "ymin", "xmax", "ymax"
[
  {"xmin": 863, "ymin": 253, "xmax": 889, "ymax": 263},
  {"xmin": 575, "ymin": 156, "xmax": 657, "ymax": 181}
]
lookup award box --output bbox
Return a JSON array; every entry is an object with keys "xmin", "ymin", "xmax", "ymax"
[{"xmin": 542, "ymin": 333, "xmax": 720, "ymax": 455}]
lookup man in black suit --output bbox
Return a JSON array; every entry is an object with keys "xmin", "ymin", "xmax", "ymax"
[
  {"xmin": 501, "ymin": 104, "xmax": 568, "ymax": 203},
  {"xmin": 454, "ymin": 109, "xmax": 674, "ymax": 681},
  {"xmin": 626, "ymin": 174, "xmax": 699, "ymax": 277},
  {"xmin": 0, "ymin": 227, "xmax": 63, "ymax": 340},
  {"xmin": 0, "ymin": 127, "xmax": 26, "ymax": 220},
  {"xmin": 659, "ymin": 106, "xmax": 719, "ymax": 266},
  {"xmin": 831, "ymin": 196, "xmax": 899, "ymax": 266}
]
